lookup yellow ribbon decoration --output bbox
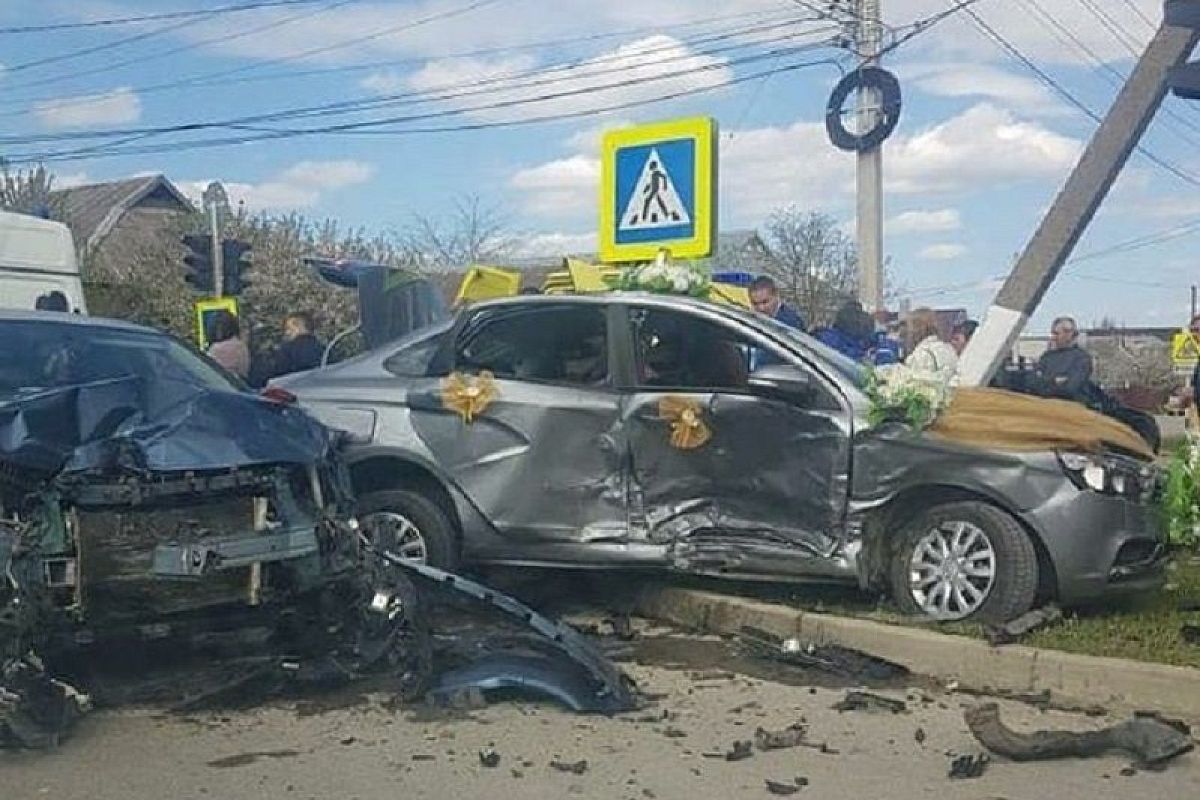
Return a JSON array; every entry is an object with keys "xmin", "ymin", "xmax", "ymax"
[
  {"xmin": 441, "ymin": 371, "xmax": 498, "ymax": 424},
  {"xmin": 658, "ymin": 396, "xmax": 712, "ymax": 450}
]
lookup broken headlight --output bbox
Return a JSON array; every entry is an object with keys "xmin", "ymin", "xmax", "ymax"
[{"xmin": 1057, "ymin": 452, "xmax": 1156, "ymax": 502}]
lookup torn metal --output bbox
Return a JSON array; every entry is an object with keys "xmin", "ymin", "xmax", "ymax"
[
  {"xmin": 964, "ymin": 703, "xmax": 1195, "ymax": 766},
  {"xmin": 984, "ymin": 605, "xmax": 1063, "ymax": 646}
]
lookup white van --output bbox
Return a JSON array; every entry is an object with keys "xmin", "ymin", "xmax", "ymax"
[{"xmin": 0, "ymin": 209, "xmax": 86, "ymax": 313}]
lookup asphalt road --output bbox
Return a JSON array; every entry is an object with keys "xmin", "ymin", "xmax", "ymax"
[{"xmin": 4, "ymin": 627, "xmax": 1199, "ymax": 800}]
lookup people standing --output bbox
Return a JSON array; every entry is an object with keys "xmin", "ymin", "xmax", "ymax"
[
  {"xmin": 749, "ymin": 276, "xmax": 806, "ymax": 332},
  {"xmin": 949, "ymin": 319, "xmax": 979, "ymax": 355},
  {"xmin": 206, "ymin": 309, "xmax": 250, "ymax": 380},
  {"xmin": 815, "ymin": 300, "xmax": 874, "ymax": 361},
  {"xmin": 1035, "ymin": 316, "xmax": 1092, "ymax": 402},
  {"xmin": 258, "ymin": 312, "xmax": 325, "ymax": 384},
  {"xmin": 903, "ymin": 307, "xmax": 958, "ymax": 383}
]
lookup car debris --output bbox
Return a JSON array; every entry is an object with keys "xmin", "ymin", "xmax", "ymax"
[
  {"xmin": 947, "ymin": 753, "xmax": 990, "ymax": 779},
  {"xmin": 549, "ymin": 758, "xmax": 589, "ymax": 774},
  {"xmin": 764, "ymin": 777, "xmax": 807, "ymax": 795},
  {"xmin": 479, "ymin": 746, "xmax": 501, "ymax": 767},
  {"xmin": 983, "ymin": 605, "xmax": 1063, "ymax": 646},
  {"xmin": 754, "ymin": 722, "xmax": 807, "ymax": 751},
  {"xmin": 726, "ymin": 739, "xmax": 755, "ymax": 761},
  {"xmin": 737, "ymin": 626, "xmax": 907, "ymax": 681},
  {"xmin": 831, "ymin": 690, "xmax": 908, "ymax": 714},
  {"xmin": 964, "ymin": 703, "xmax": 1195, "ymax": 766}
]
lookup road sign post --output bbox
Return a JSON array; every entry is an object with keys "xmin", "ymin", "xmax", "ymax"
[
  {"xmin": 194, "ymin": 296, "xmax": 239, "ymax": 350},
  {"xmin": 599, "ymin": 117, "xmax": 717, "ymax": 263}
]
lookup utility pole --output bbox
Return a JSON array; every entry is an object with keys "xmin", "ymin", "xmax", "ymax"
[
  {"xmin": 202, "ymin": 181, "xmax": 229, "ymax": 297},
  {"xmin": 855, "ymin": 0, "xmax": 884, "ymax": 313},
  {"xmin": 958, "ymin": 5, "xmax": 1200, "ymax": 386},
  {"xmin": 1192, "ymin": 284, "xmax": 1197, "ymax": 319}
]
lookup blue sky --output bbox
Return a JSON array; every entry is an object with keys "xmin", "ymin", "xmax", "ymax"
[{"xmin": 2, "ymin": 0, "xmax": 1198, "ymax": 331}]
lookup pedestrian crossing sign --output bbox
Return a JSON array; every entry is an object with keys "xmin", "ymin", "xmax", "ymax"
[
  {"xmin": 1173, "ymin": 330, "xmax": 1200, "ymax": 366},
  {"xmin": 599, "ymin": 116, "xmax": 717, "ymax": 262}
]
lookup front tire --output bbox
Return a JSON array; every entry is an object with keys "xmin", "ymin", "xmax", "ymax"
[
  {"xmin": 356, "ymin": 489, "xmax": 459, "ymax": 572},
  {"xmin": 889, "ymin": 501, "xmax": 1038, "ymax": 623}
]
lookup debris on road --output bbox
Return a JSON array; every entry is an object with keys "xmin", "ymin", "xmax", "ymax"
[
  {"xmin": 479, "ymin": 747, "xmax": 501, "ymax": 768},
  {"xmin": 738, "ymin": 626, "xmax": 907, "ymax": 681},
  {"xmin": 549, "ymin": 758, "xmax": 589, "ymax": 774},
  {"xmin": 754, "ymin": 722, "xmax": 807, "ymax": 751},
  {"xmin": 764, "ymin": 777, "xmax": 808, "ymax": 795},
  {"xmin": 964, "ymin": 703, "xmax": 1195, "ymax": 766},
  {"xmin": 0, "ymin": 656, "xmax": 91, "ymax": 749},
  {"xmin": 914, "ymin": 727, "xmax": 926, "ymax": 745},
  {"xmin": 832, "ymin": 690, "xmax": 907, "ymax": 714},
  {"xmin": 726, "ymin": 739, "xmax": 755, "ymax": 761},
  {"xmin": 947, "ymin": 753, "xmax": 989, "ymax": 779},
  {"xmin": 984, "ymin": 606, "xmax": 1063, "ymax": 646}
]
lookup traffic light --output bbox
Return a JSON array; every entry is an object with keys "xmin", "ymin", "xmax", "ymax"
[
  {"xmin": 221, "ymin": 239, "xmax": 252, "ymax": 296},
  {"xmin": 182, "ymin": 233, "xmax": 214, "ymax": 293}
]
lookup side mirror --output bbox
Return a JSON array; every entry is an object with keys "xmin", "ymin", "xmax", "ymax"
[{"xmin": 748, "ymin": 364, "xmax": 812, "ymax": 401}]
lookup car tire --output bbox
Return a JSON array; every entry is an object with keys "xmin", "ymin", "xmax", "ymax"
[
  {"xmin": 889, "ymin": 501, "xmax": 1038, "ymax": 623},
  {"xmin": 356, "ymin": 489, "xmax": 459, "ymax": 572}
]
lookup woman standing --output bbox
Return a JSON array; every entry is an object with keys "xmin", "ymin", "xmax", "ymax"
[
  {"xmin": 903, "ymin": 307, "xmax": 958, "ymax": 384},
  {"xmin": 206, "ymin": 309, "xmax": 250, "ymax": 380}
]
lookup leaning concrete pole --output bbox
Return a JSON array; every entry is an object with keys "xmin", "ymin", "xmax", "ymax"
[{"xmin": 957, "ymin": 2, "xmax": 1200, "ymax": 387}]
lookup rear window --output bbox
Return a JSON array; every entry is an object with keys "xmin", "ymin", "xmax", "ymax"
[
  {"xmin": 0, "ymin": 320, "xmax": 237, "ymax": 400},
  {"xmin": 382, "ymin": 327, "xmax": 449, "ymax": 377}
]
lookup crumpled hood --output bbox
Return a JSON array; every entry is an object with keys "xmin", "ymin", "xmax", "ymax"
[{"xmin": 0, "ymin": 376, "xmax": 336, "ymax": 478}]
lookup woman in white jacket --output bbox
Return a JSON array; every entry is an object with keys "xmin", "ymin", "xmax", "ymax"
[{"xmin": 903, "ymin": 307, "xmax": 959, "ymax": 384}]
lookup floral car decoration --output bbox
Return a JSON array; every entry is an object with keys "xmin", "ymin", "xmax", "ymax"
[
  {"xmin": 610, "ymin": 255, "xmax": 711, "ymax": 298},
  {"xmin": 1163, "ymin": 431, "xmax": 1200, "ymax": 549},
  {"xmin": 864, "ymin": 363, "xmax": 953, "ymax": 430}
]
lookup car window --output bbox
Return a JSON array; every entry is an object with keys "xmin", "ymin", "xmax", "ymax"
[
  {"xmin": 631, "ymin": 308, "xmax": 755, "ymax": 391},
  {"xmin": 383, "ymin": 328, "xmax": 448, "ymax": 377},
  {"xmin": 0, "ymin": 320, "xmax": 238, "ymax": 400},
  {"xmin": 454, "ymin": 305, "xmax": 609, "ymax": 387}
]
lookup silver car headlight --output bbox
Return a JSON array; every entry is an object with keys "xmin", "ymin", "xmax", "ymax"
[{"xmin": 1057, "ymin": 452, "xmax": 1156, "ymax": 501}]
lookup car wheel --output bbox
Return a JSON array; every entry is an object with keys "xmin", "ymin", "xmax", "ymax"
[
  {"xmin": 889, "ymin": 501, "xmax": 1038, "ymax": 623},
  {"xmin": 356, "ymin": 489, "xmax": 459, "ymax": 572}
]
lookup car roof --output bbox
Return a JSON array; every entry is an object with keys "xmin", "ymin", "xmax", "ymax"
[
  {"xmin": 466, "ymin": 291, "xmax": 750, "ymax": 319},
  {"xmin": 0, "ymin": 309, "xmax": 159, "ymax": 335}
]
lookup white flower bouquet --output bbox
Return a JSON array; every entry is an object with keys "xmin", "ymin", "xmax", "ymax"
[
  {"xmin": 865, "ymin": 363, "xmax": 952, "ymax": 430},
  {"xmin": 1162, "ymin": 431, "xmax": 1200, "ymax": 548},
  {"xmin": 611, "ymin": 256, "xmax": 711, "ymax": 298}
]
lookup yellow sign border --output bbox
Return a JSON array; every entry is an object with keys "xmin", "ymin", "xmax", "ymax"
[
  {"xmin": 599, "ymin": 116, "xmax": 717, "ymax": 263},
  {"xmin": 1173, "ymin": 330, "xmax": 1200, "ymax": 365},
  {"xmin": 194, "ymin": 296, "xmax": 239, "ymax": 350}
]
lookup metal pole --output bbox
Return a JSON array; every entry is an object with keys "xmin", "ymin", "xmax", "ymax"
[
  {"xmin": 958, "ymin": 13, "xmax": 1200, "ymax": 386},
  {"xmin": 856, "ymin": 0, "xmax": 884, "ymax": 313},
  {"xmin": 1192, "ymin": 284, "xmax": 1197, "ymax": 318},
  {"xmin": 203, "ymin": 181, "xmax": 228, "ymax": 297}
]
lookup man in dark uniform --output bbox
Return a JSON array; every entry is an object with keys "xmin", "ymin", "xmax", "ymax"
[{"xmin": 1035, "ymin": 316, "xmax": 1093, "ymax": 402}]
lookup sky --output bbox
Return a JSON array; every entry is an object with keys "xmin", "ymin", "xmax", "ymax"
[{"xmin": 1, "ymin": 0, "xmax": 1198, "ymax": 331}]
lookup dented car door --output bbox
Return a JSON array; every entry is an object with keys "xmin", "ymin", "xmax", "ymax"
[
  {"xmin": 618, "ymin": 304, "xmax": 853, "ymax": 576},
  {"xmin": 407, "ymin": 302, "xmax": 630, "ymax": 544}
]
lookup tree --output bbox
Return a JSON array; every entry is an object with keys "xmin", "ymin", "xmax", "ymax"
[
  {"xmin": 0, "ymin": 161, "xmax": 60, "ymax": 216},
  {"xmin": 759, "ymin": 207, "xmax": 858, "ymax": 326},
  {"xmin": 402, "ymin": 195, "xmax": 516, "ymax": 270}
]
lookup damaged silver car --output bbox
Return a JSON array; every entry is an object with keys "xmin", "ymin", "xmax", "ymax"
[{"xmin": 279, "ymin": 294, "xmax": 1167, "ymax": 623}]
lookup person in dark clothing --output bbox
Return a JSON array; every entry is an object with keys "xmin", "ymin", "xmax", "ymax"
[
  {"xmin": 1185, "ymin": 313, "xmax": 1200, "ymax": 410},
  {"xmin": 749, "ymin": 276, "xmax": 806, "ymax": 332},
  {"xmin": 1035, "ymin": 316, "xmax": 1092, "ymax": 401},
  {"xmin": 35, "ymin": 290, "xmax": 69, "ymax": 312},
  {"xmin": 814, "ymin": 300, "xmax": 874, "ymax": 361},
  {"xmin": 950, "ymin": 319, "xmax": 978, "ymax": 355},
  {"xmin": 261, "ymin": 312, "xmax": 324, "ymax": 383}
]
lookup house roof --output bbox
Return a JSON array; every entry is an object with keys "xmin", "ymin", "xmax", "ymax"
[{"xmin": 50, "ymin": 174, "xmax": 194, "ymax": 256}]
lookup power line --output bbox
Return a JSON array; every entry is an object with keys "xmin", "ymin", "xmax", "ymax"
[
  {"xmin": 0, "ymin": 0, "xmax": 359, "ymax": 95},
  {"xmin": 0, "ymin": 6, "xmax": 803, "ymax": 113},
  {"xmin": 959, "ymin": 3, "xmax": 1200, "ymax": 189},
  {"xmin": 1073, "ymin": 0, "xmax": 1143, "ymax": 56},
  {"xmin": 1114, "ymin": 0, "xmax": 1156, "ymax": 29},
  {"xmin": 877, "ymin": 0, "xmax": 990, "ymax": 60},
  {"xmin": 0, "ymin": 1, "xmax": 326, "ymax": 34},
  {"xmin": 1, "ymin": 21, "xmax": 835, "ymax": 146},
  {"xmin": 8, "ymin": 55, "xmax": 842, "ymax": 164}
]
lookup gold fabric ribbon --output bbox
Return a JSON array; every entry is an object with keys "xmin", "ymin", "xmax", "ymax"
[
  {"xmin": 441, "ymin": 371, "xmax": 498, "ymax": 424},
  {"xmin": 658, "ymin": 396, "xmax": 711, "ymax": 450}
]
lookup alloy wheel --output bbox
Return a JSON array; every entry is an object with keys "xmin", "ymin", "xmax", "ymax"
[
  {"xmin": 360, "ymin": 511, "xmax": 429, "ymax": 564},
  {"xmin": 907, "ymin": 520, "xmax": 996, "ymax": 620}
]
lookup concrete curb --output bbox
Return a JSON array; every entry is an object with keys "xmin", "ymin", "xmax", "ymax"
[{"xmin": 634, "ymin": 586, "xmax": 1200, "ymax": 723}]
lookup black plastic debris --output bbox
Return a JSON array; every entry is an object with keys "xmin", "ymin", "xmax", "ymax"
[
  {"xmin": 479, "ymin": 747, "xmax": 501, "ymax": 768},
  {"xmin": 948, "ymin": 753, "xmax": 990, "ymax": 779},
  {"xmin": 964, "ymin": 703, "xmax": 1195, "ymax": 766},
  {"xmin": 832, "ymin": 690, "xmax": 907, "ymax": 714},
  {"xmin": 914, "ymin": 727, "xmax": 927, "ymax": 745},
  {"xmin": 755, "ymin": 723, "xmax": 807, "ymax": 751},
  {"xmin": 984, "ymin": 606, "xmax": 1063, "ymax": 646},
  {"xmin": 738, "ymin": 626, "xmax": 907, "ymax": 681},
  {"xmin": 0, "ymin": 656, "xmax": 91, "ymax": 749},
  {"xmin": 765, "ymin": 778, "xmax": 806, "ymax": 795},
  {"xmin": 549, "ymin": 759, "xmax": 589, "ymax": 774},
  {"xmin": 726, "ymin": 740, "xmax": 755, "ymax": 761}
]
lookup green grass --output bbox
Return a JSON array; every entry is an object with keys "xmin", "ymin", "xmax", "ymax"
[{"xmin": 695, "ymin": 557, "xmax": 1200, "ymax": 670}]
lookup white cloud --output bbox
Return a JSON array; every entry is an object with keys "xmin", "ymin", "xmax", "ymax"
[
  {"xmin": 179, "ymin": 159, "xmax": 375, "ymax": 211},
  {"xmin": 511, "ymin": 231, "xmax": 597, "ymax": 257},
  {"xmin": 888, "ymin": 103, "xmax": 1081, "ymax": 194},
  {"xmin": 887, "ymin": 208, "xmax": 961, "ymax": 235},
  {"xmin": 34, "ymin": 87, "xmax": 141, "ymax": 129},
  {"xmin": 509, "ymin": 155, "xmax": 600, "ymax": 217},
  {"xmin": 54, "ymin": 172, "xmax": 91, "ymax": 189},
  {"xmin": 900, "ymin": 62, "xmax": 1065, "ymax": 116},
  {"xmin": 918, "ymin": 243, "xmax": 967, "ymax": 261}
]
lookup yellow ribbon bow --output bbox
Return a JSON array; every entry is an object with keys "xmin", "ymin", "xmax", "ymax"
[
  {"xmin": 658, "ymin": 395, "xmax": 712, "ymax": 450},
  {"xmin": 441, "ymin": 371, "xmax": 498, "ymax": 424}
]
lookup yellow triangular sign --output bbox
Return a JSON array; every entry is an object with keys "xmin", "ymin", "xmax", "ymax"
[{"xmin": 1172, "ymin": 330, "xmax": 1200, "ymax": 365}]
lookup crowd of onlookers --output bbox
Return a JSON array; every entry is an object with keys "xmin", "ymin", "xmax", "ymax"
[{"xmin": 204, "ymin": 309, "xmax": 325, "ymax": 387}]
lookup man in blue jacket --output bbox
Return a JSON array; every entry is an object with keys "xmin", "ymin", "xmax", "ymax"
[{"xmin": 749, "ymin": 276, "xmax": 806, "ymax": 331}]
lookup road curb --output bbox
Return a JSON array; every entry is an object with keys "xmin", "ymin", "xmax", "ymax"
[{"xmin": 634, "ymin": 586, "xmax": 1200, "ymax": 723}]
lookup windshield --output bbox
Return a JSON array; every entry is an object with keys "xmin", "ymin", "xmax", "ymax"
[
  {"xmin": 0, "ymin": 320, "xmax": 239, "ymax": 400},
  {"xmin": 723, "ymin": 305, "xmax": 869, "ymax": 389}
]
